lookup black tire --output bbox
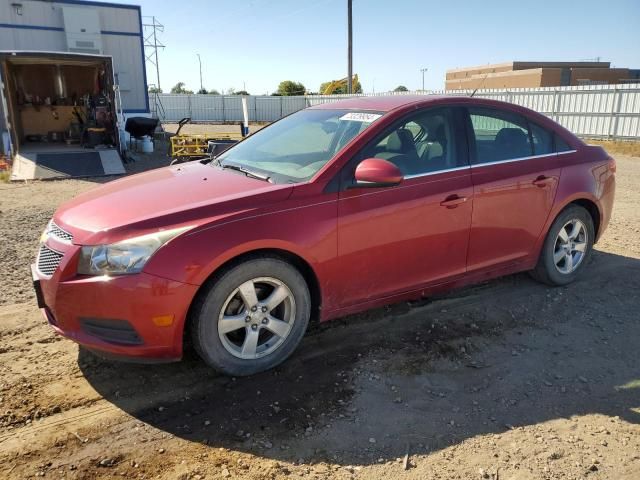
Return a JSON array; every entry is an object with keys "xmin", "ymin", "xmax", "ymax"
[
  {"xmin": 191, "ymin": 256, "xmax": 311, "ymax": 376},
  {"xmin": 530, "ymin": 205, "xmax": 595, "ymax": 286}
]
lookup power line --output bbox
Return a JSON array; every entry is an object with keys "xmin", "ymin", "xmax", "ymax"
[{"xmin": 142, "ymin": 16, "xmax": 165, "ymax": 91}]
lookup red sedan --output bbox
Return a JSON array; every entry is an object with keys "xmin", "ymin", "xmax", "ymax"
[{"xmin": 32, "ymin": 96, "xmax": 615, "ymax": 376}]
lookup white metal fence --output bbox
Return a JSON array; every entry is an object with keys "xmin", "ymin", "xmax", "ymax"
[{"xmin": 150, "ymin": 83, "xmax": 640, "ymax": 140}]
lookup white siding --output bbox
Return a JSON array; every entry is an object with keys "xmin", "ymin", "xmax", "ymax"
[
  {"xmin": 151, "ymin": 84, "xmax": 640, "ymax": 140},
  {"xmin": 102, "ymin": 34, "xmax": 147, "ymax": 110}
]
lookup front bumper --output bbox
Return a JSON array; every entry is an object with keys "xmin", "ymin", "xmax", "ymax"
[{"xmin": 33, "ymin": 260, "xmax": 199, "ymax": 361}]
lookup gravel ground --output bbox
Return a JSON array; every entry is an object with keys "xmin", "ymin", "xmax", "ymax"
[
  {"xmin": 161, "ymin": 123, "xmax": 266, "ymax": 136},
  {"xmin": 0, "ymin": 151, "xmax": 638, "ymax": 479}
]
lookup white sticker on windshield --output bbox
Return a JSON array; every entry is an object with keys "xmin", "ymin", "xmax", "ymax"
[{"xmin": 339, "ymin": 112, "xmax": 382, "ymax": 123}]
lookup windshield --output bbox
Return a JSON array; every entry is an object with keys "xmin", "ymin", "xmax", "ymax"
[{"xmin": 215, "ymin": 109, "xmax": 383, "ymax": 183}]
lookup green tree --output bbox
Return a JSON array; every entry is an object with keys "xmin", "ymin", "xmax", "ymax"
[
  {"xmin": 170, "ymin": 82, "xmax": 193, "ymax": 94},
  {"xmin": 207, "ymin": 89, "xmax": 221, "ymax": 95},
  {"xmin": 319, "ymin": 77, "xmax": 362, "ymax": 94},
  {"xmin": 394, "ymin": 85, "xmax": 409, "ymax": 92},
  {"xmin": 234, "ymin": 90, "xmax": 250, "ymax": 95},
  {"xmin": 148, "ymin": 86, "xmax": 162, "ymax": 93},
  {"xmin": 197, "ymin": 88, "xmax": 208, "ymax": 94},
  {"xmin": 277, "ymin": 80, "xmax": 306, "ymax": 96}
]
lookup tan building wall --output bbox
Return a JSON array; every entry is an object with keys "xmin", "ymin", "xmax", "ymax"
[
  {"xmin": 570, "ymin": 68, "xmax": 630, "ymax": 84},
  {"xmin": 445, "ymin": 68, "xmax": 553, "ymax": 90},
  {"xmin": 445, "ymin": 61, "xmax": 633, "ymax": 90},
  {"xmin": 446, "ymin": 62, "xmax": 514, "ymax": 81}
]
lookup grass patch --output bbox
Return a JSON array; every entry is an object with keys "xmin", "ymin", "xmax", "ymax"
[
  {"xmin": 586, "ymin": 139, "xmax": 640, "ymax": 157},
  {"xmin": 0, "ymin": 170, "xmax": 10, "ymax": 183}
]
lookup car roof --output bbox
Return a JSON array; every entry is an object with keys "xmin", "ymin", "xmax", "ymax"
[
  {"xmin": 308, "ymin": 95, "xmax": 465, "ymax": 112},
  {"xmin": 308, "ymin": 94, "xmax": 582, "ymax": 146},
  {"xmin": 308, "ymin": 94, "xmax": 544, "ymax": 113}
]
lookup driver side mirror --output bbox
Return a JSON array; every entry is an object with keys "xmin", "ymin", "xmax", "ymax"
[{"xmin": 352, "ymin": 158, "xmax": 403, "ymax": 188}]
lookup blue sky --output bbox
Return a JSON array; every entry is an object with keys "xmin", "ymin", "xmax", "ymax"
[{"xmin": 111, "ymin": 0, "xmax": 640, "ymax": 94}]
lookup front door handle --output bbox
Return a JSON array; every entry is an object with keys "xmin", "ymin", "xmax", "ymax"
[
  {"xmin": 440, "ymin": 194, "xmax": 467, "ymax": 209},
  {"xmin": 533, "ymin": 175, "xmax": 553, "ymax": 188}
]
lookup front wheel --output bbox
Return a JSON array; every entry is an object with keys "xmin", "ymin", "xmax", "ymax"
[
  {"xmin": 191, "ymin": 257, "xmax": 311, "ymax": 376},
  {"xmin": 531, "ymin": 205, "xmax": 595, "ymax": 286}
]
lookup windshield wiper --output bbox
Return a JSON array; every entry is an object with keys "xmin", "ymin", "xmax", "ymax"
[{"xmin": 221, "ymin": 163, "xmax": 271, "ymax": 182}]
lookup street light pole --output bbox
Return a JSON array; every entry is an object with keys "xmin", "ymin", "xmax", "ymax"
[
  {"xmin": 420, "ymin": 67, "xmax": 428, "ymax": 92},
  {"xmin": 347, "ymin": 0, "xmax": 353, "ymax": 94},
  {"xmin": 197, "ymin": 54, "xmax": 203, "ymax": 92}
]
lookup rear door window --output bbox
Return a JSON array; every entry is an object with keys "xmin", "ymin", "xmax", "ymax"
[
  {"xmin": 555, "ymin": 135, "xmax": 573, "ymax": 152},
  {"xmin": 529, "ymin": 122, "xmax": 554, "ymax": 155},
  {"xmin": 468, "ymin": 107, "xmax": 533, "ymax": 164}
]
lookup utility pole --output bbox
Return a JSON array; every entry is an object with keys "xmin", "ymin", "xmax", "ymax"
[
  {"xmin": 197, "ymin": 54, "xmax": 203, "ymax": 92},
  {"xmin": 142, "ymin": 16, "xmax": 165, "ymax": 91},
  {"xmin": 420, "ymin": 67, "xmax": 428, "ymax": 92},
  {"xmin": 347, "ymin": 0, "xmax": 353, "ymax": 94}
]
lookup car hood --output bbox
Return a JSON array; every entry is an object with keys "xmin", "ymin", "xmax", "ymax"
[{"xmin": 54, "ymin": 162, "xmax": 293, "ymax": 245}]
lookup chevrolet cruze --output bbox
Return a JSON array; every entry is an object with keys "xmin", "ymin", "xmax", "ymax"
[{"xmin": 32, "ymin": 96, "xmax": 615, "ymax": 376}]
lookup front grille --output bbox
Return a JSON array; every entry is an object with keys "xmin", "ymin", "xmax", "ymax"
[
  {"xmin": 37, "ymin": 245, "xmax": 64, "ymax": 276},
  {"xmin": 49, "ymin": 222, "xmax": 73, "ymax": 242}
]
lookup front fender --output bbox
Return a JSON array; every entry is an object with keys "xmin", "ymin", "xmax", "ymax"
[{"xmin": 143, "ymin": 194, "xmax": 338, "ymax": 296}]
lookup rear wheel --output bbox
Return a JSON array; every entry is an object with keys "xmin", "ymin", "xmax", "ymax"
[
  {"xmin": 191, "ymin": 257, "xmax": 311, "ymax": 376},
  {"xmin": 531, "ymin": 205, "xmax": 595, "ymax": 286}
]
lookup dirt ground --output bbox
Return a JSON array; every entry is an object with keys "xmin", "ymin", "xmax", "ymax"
[{"xmin": 0, "ymin": 147, "xmax": 638, "ymax": 480}]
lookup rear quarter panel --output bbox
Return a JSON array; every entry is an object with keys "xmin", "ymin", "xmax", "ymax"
[{"xmin": 532, "ymin": 146, "xmax": 615, "ymax": 259}]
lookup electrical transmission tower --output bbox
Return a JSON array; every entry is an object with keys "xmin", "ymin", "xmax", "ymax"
[{"xmin": 142, "ymin": 16, "xmax": 165, "ymax": 91}]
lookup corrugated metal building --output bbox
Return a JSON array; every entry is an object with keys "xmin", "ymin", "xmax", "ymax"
[{"xmin": 0, "ymin": 0, "xmax": 148, "ymax": 116}]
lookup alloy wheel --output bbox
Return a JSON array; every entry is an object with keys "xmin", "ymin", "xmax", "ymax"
[
  {"xmin": 553, "ymin": 219, "xmax": 588, "ymax": 274},
  {"xmin": 217, "ymin": 277, "xmax": 296, "ymax": 359}
]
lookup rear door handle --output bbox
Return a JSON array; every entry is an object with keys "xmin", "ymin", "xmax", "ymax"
[
  {"xmin": 533, "ymin": 175, "xmax": 553, "ymax": 188},
  {"xmin": 440, "ymin": 194, "xmax": 467, "ymax": 208}
]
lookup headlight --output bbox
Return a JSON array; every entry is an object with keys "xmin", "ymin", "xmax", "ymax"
[
  {"xmin": 40, "ymin": 220, "xmax": 52, "ymax": 243},
  {"xmin": 77, "ymin": 227, "xmax": 190, "ymax": 276}
]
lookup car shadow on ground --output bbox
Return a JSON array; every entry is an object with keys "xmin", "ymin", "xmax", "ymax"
[{"xmin": 79, "ymin": 249, "xmax": 640, "ymax": 465}]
